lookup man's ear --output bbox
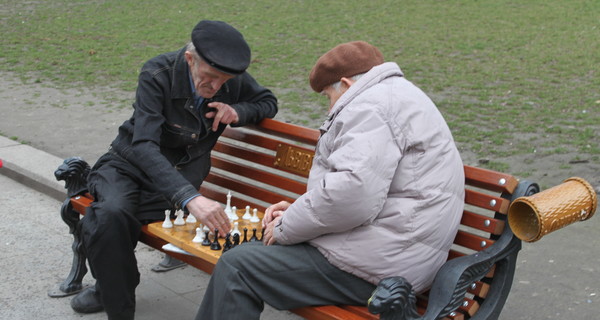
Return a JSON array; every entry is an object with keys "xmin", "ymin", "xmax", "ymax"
[
  {"xmin": 184, "ymin": 51, "xmax": 193, "ymax": 65},
  {"xmin": 340, "ymin": 77, "xmax": 355, "ymax": 88}
]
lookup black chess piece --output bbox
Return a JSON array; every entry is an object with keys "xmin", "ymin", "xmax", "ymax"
[
  {"xmin": 242, "ymin": 227, "xmax": 248, "ymax": 243},
  {"xmin": 210, "ymin": 229, "xmax": 221, "ymax": 251},
  {"xmin": 249, "ymin": 228, "xmax": 259, "ymax": 242},
  {"xmin": 222, "ymin": 233, "xmax": 233, "ymax": 253},
  {"xmin": 232, "ymin": 233, "xmax": 240, "ymax": 248},
  {"xmin": 201, "ymin": 230, "xmax": 211, "ymax": 246}
]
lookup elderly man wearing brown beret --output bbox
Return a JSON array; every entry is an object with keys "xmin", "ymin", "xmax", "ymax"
[{"xmin": 196, "ymin": 41, "xmax": 464, "ymax": 319}]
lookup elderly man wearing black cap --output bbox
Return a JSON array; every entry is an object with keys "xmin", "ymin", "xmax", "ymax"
[
  {"xmin": 196, "ymin": 41, "xmax": 464, "ymax": 319},
  {"xmin": 70, "ymin": 20, "xmax": 277, "ymax": 319}
]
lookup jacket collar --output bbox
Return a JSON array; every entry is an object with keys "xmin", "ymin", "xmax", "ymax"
[{"xmin": 319, "ymin": 62, "xmax": 404, "ymax": 134}]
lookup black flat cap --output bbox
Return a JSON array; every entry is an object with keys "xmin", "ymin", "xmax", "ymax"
[{"xmin": 191, "ymin": 20, "xmax": 251, "ymax": 75}]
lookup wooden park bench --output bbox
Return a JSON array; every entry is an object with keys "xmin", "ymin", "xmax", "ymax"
[{"xmin": 53, "ymin": 118, "xmax": 540, "ymax": 320}]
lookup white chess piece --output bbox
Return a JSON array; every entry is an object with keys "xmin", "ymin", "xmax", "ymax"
[
  {"xmin": 224, "ymin": 191, "xmax": 233, "ymax": 219},
  {"xmin": 231, "ymin": 222, "xmax": 241, "ymax": 237},
  {"xmin": 202, "ymin": 224, "xmax": 210, "ymax": 232},
  {"xmin": 250, "ymin": 208, "xmax": 260, "ymax": 223},
  {"xmin": 162, "ymin": 210, "xmax": 173, "ymax": 228},
  {"xmin": 242, "ymin": 205, "xmax": 252, "ymax": 220},
  {"xmin": 192, "ymin": 227, "xmax": 204, "ymax": 243},
  {"xmin": 186, "ymin": 212, "xmax": 197, "ymax": 224},
  {"xmin": 230, "ymin": 206, "xmax": 239, "ymax": 221},
  {"xmin": 173, "ymin": 210, "xmax": 185, "ymax": 225}
]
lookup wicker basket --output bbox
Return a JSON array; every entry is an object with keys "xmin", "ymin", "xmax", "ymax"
[{"xmin": 508, "ymin": 177, "xmax": 597, "ymax": 242}]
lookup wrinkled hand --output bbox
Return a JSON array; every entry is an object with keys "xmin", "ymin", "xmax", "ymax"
[
  {"xmin": 262, "ymin": 201, "xmax": 291, "ymax": 246},
  {"xmin": 263, "ymin": 214, "xmax": 283, "ymax": 246},
  {"xmin": 262, "ymin": 201, "xmax": 291, "ymax": 229},
  {"xmin": 186, "ymin": 196, "xmax": 230, "ymax": 235},
  {"xmin": 205, "ymin": 102, "xmax": 239, "ymax": 132}
]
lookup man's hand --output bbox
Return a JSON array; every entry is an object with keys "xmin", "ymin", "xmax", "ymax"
[
  {"xmin": 262, "ymin": 201, "xmax": 291, "ymax": 246},
  {"xmin": 205, "ymin": 102, "xmax": 239, "ymax": 132},
  {"xmin": 263, "ymin": 214, "xmax": 283, "ymax": 246},
  {"xmin": 262, "ymin": 201, "xmax": 291, "ymax": 229},
  {"xmin": 186, "ymin": 196, "xmax": 230, "ymax": 235}
]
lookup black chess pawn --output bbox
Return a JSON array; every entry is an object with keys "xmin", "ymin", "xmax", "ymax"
[
  {"xmin": 242, "ymin": 227, "xmax": 248, "ymax": 243},
  {"xmin": 210, "ymin": 229, "xmax": 221, "ymax": 251},
  {"xmin": 232, "ymin": 233, "xmax": 240, "ymax": 248},
  {"xmin": 249, "ymin": 228, "xmax": 259, "ymax": 242},
  {"xmin": 222, "ymin": 233, "xmax": 233, "ymax": 253},
  {"xmin": 201, "ymin": 230, "xmax": 211, "ymax": 246}
]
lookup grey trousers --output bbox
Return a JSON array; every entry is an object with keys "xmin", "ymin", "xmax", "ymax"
[{"xmin": 196, "ymin": 241, "xmax": 376, "ymax": 320}]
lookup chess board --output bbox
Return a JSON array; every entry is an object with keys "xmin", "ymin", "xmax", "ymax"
[{"xmin": 147, "ymin": 213, "xmax": 264, "ymax": 265}]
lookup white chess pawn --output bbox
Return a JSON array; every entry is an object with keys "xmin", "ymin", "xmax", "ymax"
[
  {"xmin": 192, "ymin": 227, "xmax": 204, "ymax": 243},
  {"xmin": 231, "ymin": 206, "xmax": 239, "ymax": 221},
  {"xmin": 250, "ymin": 208, "xmax": 260, "ymax": 223},
  {"xmin": 242, "ymin": 205, "xmax": 252, "ymax": 220},
  {"xmin": 173, "ymin": 210, "xmax": 185, "ymax": 225},
  {"xmin": 186, "ymin": 212, "xmax": 197, "ymax": 224},
  {"xmin": 202, "ymin": 224, "xmax": 210, "ymax": 232},
  {"xmin": 162, "ymin": 210, "xmax": 173, "ymax": 229},
  {"xmin": 231, "ymin": 222, "xmax": 241, "ymax": 237}
]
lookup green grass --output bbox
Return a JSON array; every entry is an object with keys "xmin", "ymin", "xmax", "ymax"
[{"xmin": 1, "ymin": 0, "xmax": 598, "ymax": 169}]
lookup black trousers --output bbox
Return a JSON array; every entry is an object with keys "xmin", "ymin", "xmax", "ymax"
[
  {"xmin": 196, "ymin": 241, "xmax": 376, "ymax": 320},
  {"xmin": 79, "ymin": 153, "xmax": 170, "ymax": 319}
]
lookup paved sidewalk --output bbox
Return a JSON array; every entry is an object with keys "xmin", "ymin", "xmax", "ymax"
[{"xmin": 0, "ymin": 134, "xmax": 598, "ymax": 319}]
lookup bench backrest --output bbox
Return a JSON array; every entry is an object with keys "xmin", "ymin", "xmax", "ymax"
[{"xmin": 205, "ymin": 119, "xmax": 521, "ymax": 319}]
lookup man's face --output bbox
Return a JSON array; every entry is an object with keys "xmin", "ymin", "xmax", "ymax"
[
  {"xmin": 322, "ymin": 82, "xmax": 350, "ymax": 111},
  {"xmin": 185, "ymin": 51, "xmax": 234, "ymax": 98}
]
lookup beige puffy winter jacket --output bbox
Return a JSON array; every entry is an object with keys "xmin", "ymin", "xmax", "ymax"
[{"xmin": 275, "ymin": 62, "xmax": 465, "ymax": 293}]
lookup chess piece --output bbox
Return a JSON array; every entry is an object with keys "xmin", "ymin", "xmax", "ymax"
[
  {"xmin": 231, "ymin": 222, "xmax": 241, "ymax": 237},
  {"xmin": 249, "ymin": 228, "xmax": 259, "ymax": 242},
  {"xmin": 201, "ymin": 231, "xmax": 211, "ymax": 246},
  {"xmin": 210, "ymin": 229, "xmax": 221, "ymax": 251},
  {"xmin": 232, "ymin": 233, "xmax": 240, "ymax": 248},
  {"xmin": 186, "ymin": 212, "xmax": 197, "ymax": 224},
  {"xmin": 162, "ymin": 210, "xmax": 173, "ymax": 228},
  {"xmin": 222, "ymin": 233, "xmax": 233, "ymax": 253},
  {"xmin": 230, "ymin": 206, "xmax": 239, "ymax": 221},
  {"xmin": 224, "ymin": 191, "xmax": 233, "ymax": 219},
  {"xmin": 249, "ymin": 208, "xmax": 260, "ymax": 223},
  {"xmin": 192, "ymin": 227, "xmax": 204, "ymax": 243},
  {"xmin": 242, "ymin": 227, "xmax": 248, "ymax": 243},
  {"xmin": 203, "ymin": 224, "xmax": 210, "ymax": 233},
  {"xmin": 173, "ymin": 210, "xmax": 185, "ymax": 225},
  {"xmin": 242, "ymin": 205, "xmax": 252, "ymax": 220}
]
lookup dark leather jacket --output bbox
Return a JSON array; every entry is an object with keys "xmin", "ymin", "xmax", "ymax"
[{"xmin": 110, "ymin": 47, "xmax": 277, "ymax": 208}]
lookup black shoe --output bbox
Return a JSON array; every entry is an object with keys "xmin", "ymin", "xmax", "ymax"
[{"xmin": 71, "ymin": 286, "xmax": 104, "ymax": 314}]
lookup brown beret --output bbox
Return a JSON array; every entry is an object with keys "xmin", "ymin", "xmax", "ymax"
[{"xmin": 309, "ymin": 41, "xmax": 384, "ymax": 92}]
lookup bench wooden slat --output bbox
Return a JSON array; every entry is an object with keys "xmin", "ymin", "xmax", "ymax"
[
  {"xmin": 251, "ymin": 118, "xmax": 320, "ymax": 145},
  {"xmin": 199, "ymin": 186, "xmax": 266, "ymax": 212},
  {"xmin": 212, "ymin": 141, "xmax": 276, "ymax": 170},
  {"xmin": 454, "ymin": 230, "xmax": 495, "ymax": 251},
  {"xmin": 460, "ymin": 210, "xmax": 504, "ymax": 235},
  {"xmin": 464, "ymin": 189, "xmax": 510, "ymax": 214},
  {"xmin": 464, "ymin": 166, "xmax": 518, "ymax": 194},
  {"xmin": 204, "ymin": 172, "xmax": 296, "ymax": 205},
  {"xmin": 211, "ymin": 156, "xmax": 307, "ymax": 195},
  {"xmin": 290, "ymin": 305, "xmax": 372, "ymax": 320}
]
